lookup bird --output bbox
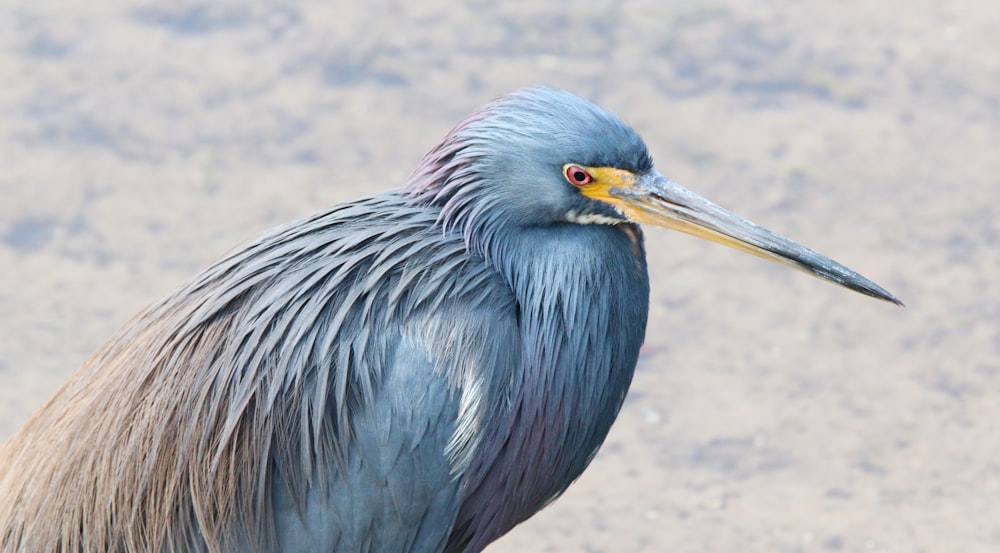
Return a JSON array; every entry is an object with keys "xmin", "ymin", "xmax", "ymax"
[{"xmin": 0, "ymin": 87, "xmax": 900, "ymax": 553}]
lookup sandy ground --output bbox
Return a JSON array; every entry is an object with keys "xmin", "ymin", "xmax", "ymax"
[{"xmin": 1, "ymin": 1, "xmax": 998, "ymax": 551}]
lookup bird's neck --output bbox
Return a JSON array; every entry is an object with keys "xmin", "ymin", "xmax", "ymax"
[
  {"xmin": 503, "ymin": 222, "xmax": 649, "ymax": 456},
  {"xmin": 461, "ymin": 223, "xmax": 649, "ymax": 547}
]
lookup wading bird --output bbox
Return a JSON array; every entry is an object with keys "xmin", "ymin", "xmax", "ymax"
[{"xmin": 0, "ymin": 87, "xmax": 900, "ymax": 553}]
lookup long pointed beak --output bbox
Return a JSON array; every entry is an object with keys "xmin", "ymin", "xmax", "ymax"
[{"xmin": 610, "ymin": 171, "xmax": 903, "ymax": 305}]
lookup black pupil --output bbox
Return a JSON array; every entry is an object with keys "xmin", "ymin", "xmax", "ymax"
[{"xmin": 572, "ymin": 170, "xmax": 586, "ymax": 183}]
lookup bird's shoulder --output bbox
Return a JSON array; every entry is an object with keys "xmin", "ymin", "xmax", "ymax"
[{"xmin": 161, "ymin": 188, "xmax": 518, "ymax": 404}]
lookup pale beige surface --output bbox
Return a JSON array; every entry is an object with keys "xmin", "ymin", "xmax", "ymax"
[{"xmin": 1, "ymin": 1, "xmax": 998, "ymax": 552}]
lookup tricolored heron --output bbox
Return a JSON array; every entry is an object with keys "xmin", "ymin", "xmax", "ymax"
[{"xmin": 0, "ymin": 87, "xmax": 900, "ymax": 552}]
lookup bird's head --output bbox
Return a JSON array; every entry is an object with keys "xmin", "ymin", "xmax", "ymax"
[{"xmin": 406, "ymin": 87, "xmax": 901, "ymax": 305}]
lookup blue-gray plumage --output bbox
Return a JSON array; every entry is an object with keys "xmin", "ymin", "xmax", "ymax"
[{"xmin": 0, "ymin": 87, "xmax": 900, "ymax": 553}]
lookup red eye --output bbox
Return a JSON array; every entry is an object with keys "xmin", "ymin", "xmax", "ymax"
[{"xmin": 564, "ymin": 165, "xmax": 593, "ymax": 187}]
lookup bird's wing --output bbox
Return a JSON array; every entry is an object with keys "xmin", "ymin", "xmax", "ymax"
[{"xmin": 271, "ymin": 337, "xmax": 463, "ymax": 553}]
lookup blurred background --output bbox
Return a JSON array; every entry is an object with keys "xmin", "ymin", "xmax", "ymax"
[{"xmin": 1, "ymin": 1, "xmax": 997, "ymax": 551}]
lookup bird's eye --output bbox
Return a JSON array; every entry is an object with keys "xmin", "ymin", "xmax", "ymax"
[{"xmin": 564, "ymin": 165, "xmax": 593, "ymax": 187}]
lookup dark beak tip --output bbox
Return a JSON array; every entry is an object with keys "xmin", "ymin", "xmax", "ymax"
[
  {"xmin": 881, "ymin": 295, "xmax": 906, "ymax": 308},
  {"xmin": 861, "ymin": 284, "xmax": 904, "ymax": 307}
]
